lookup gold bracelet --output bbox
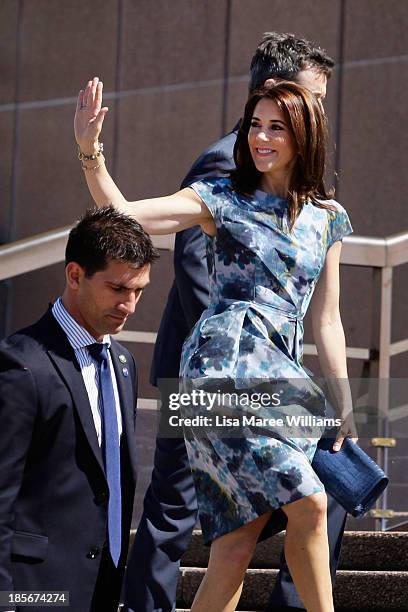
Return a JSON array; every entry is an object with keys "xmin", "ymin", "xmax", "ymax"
[
  {"xmin": 77, "ymin": 141, "xmax": 104, "ymax": 161},
  {"xmin": 81, "ymin": 155, "xmax": 105, "ymax": 171}
]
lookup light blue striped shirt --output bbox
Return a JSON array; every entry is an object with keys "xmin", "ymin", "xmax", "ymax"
[{"xmin": 52, "ymin": 298, "xmax": 123, "ymax": 445}]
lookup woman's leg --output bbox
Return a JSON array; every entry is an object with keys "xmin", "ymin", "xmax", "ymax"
[
  {"xmin": 282, "ymin": 492, "xmax": 334, "ymax": 612},
  {"xmin": 190, "ymin": 512, "xmax": 272, "ymax": 612},
  {"xmin": 191, "ymin": 491, "xmax": 333, "ymax": 612}
]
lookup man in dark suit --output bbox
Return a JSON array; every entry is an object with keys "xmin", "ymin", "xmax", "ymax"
[
  {"xmin": 125, "ymin": 33, "xmax": 346, "ymax": 612},
  {"xmin": 0, "ymin": 207, "xmax": 158, "ymax": 612}
]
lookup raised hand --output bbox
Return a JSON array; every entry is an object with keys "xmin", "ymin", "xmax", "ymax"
[{"xmin": 74, "ymin": 77, "xmax": 108, "ymax": 156}]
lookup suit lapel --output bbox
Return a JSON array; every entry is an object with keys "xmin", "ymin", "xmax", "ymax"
[
  {"xmin": 110, "ymin": 341, "xmax": 138, "ymax": 477},
  {"xmin": 41, "ymin": 310, "xmax": 105, "ymax": 474}
]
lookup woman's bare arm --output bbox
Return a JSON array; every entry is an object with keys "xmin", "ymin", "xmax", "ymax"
[
  {"xmin": 74, "ymin": 77, "xmax": 214, "ymax": 235},
  {"xmin": 311, "ymin": 240, "xmax": 357, "ymax": 450}
]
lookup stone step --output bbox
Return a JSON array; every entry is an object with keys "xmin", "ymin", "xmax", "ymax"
[
  {"xmin": 180, "ymin": 530, "xmax": 408, "ymax": 571},
  {"xmin": 176, "ymin": 567, "xmax": 408, "ymax": 610}
]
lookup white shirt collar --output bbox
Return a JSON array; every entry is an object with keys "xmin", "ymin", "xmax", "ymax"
[{"xmin": 52, "ymin": 297, "xmax": 111, "ymax": 350}]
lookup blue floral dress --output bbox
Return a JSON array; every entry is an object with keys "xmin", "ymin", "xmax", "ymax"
[{"xmin": 179, "ymin": 177, "xmax": 353, "ymax": 544}]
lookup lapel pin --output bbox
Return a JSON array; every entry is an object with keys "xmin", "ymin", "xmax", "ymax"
[
  {"xmin": 119, "ymin": 354, "xmax": 127, "ymax": 364},
  {"xmin": 122, "ymin": 367, "xmax": 129, "ymax": 377}
]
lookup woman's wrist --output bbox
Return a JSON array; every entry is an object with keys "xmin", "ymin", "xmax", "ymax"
[
  {"xmin": 77, "ymin": 146, "xmax": 99, "ymax": 157},
  {"xmin": 77, "ymin": 141, "xmax": 103, "ymax": 160},
  {"xmin": 80, "ymin": 154, "xmax": 105, "ymax": 172},
  {"xmin": 77, "ymin": 141, "xmax": 105, "ymax": 171}
]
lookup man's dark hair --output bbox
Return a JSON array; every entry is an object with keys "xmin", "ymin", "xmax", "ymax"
[
  {"xmin": 65, "ymin": 206, "xmax": 159, "ymax": 277},
  {"xmin": 249, "ymin": 32, "xmax": 334, "ymax": 93}
]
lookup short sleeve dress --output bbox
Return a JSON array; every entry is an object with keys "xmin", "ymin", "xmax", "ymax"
[{"xmin": 179, "ymin": 177, "xmax": 353, "ymax": 544}]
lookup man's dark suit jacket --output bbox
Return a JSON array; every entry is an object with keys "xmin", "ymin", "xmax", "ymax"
[
  {"xmin": 150, "ymin": 127, "xmax": 238, "ymax": 384},
  {"xmin": 0, "ymin": 308, "xmax": 138, "ymax": 612}
]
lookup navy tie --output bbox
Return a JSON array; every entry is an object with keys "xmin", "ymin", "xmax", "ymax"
[{"xmin": 88, "ymin": 343, "xmax": 122, "ymax": 567}]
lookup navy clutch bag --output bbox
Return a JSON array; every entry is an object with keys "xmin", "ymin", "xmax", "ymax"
[{"xmin": 312, "ymin": 437, "xmax": 389, "ymax": 517}]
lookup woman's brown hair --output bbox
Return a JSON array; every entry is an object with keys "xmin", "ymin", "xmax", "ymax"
[{"xmin": 230, "ymin": 81, "xmax": 336, "ymax": 229}]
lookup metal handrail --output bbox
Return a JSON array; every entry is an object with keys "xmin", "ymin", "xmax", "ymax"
[
  {"xmin": 1, "ymin": 227, "xmax": 408, "ymax": 281},
  {"xmin": 1, "ymin": 226, "xmax": 406, "ymax": 361},
  {"xmin": 0, "ymin": 227, "xmax": 407, "ymax": 363},
  {"xmin": 0, "ymin": 226, "xmax": 175, "ymax": 282}
]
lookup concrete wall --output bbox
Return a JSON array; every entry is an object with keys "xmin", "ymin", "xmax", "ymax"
[{"xmin": 1, "ymin": 0, "xmax": 407, "ymax": 524}]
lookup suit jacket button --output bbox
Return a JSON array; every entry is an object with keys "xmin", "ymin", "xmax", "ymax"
[
  {"xmin": 87, "ymin": 547, "xmax": 101, "ymax": 559},
  {"xmin": 94, "ymin": 491, "xmax": 108, "ymax": 505}
]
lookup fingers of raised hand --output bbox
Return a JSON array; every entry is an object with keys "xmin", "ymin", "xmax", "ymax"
[
  {"xmin": 80, "ymin": 77, "xmax": 102, "ymax": 114},
  {"xmin": 95, "ymin": 81, "xmax": 103, "ymax": 111},
  {"xmin": 87, "ymin": 83, "xmax": 104, "ymax": 126},
  {"xmin": 76, "ymin": 89, "xmax": 84, "ymax": 112},
  {"xmin": 75, "ymin": 79, "xmax": 107, "ymax": 145},
  {"xmin": 94, "ymin": 107, "xmax": 108, "ymax": 131},
  {"xmin": 82, "ymin": 80, "xmax": 93, "ymax": 107},
  {"xmin": 91, "ymin": 77, "xmax": 98, "ymax": 100}
]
